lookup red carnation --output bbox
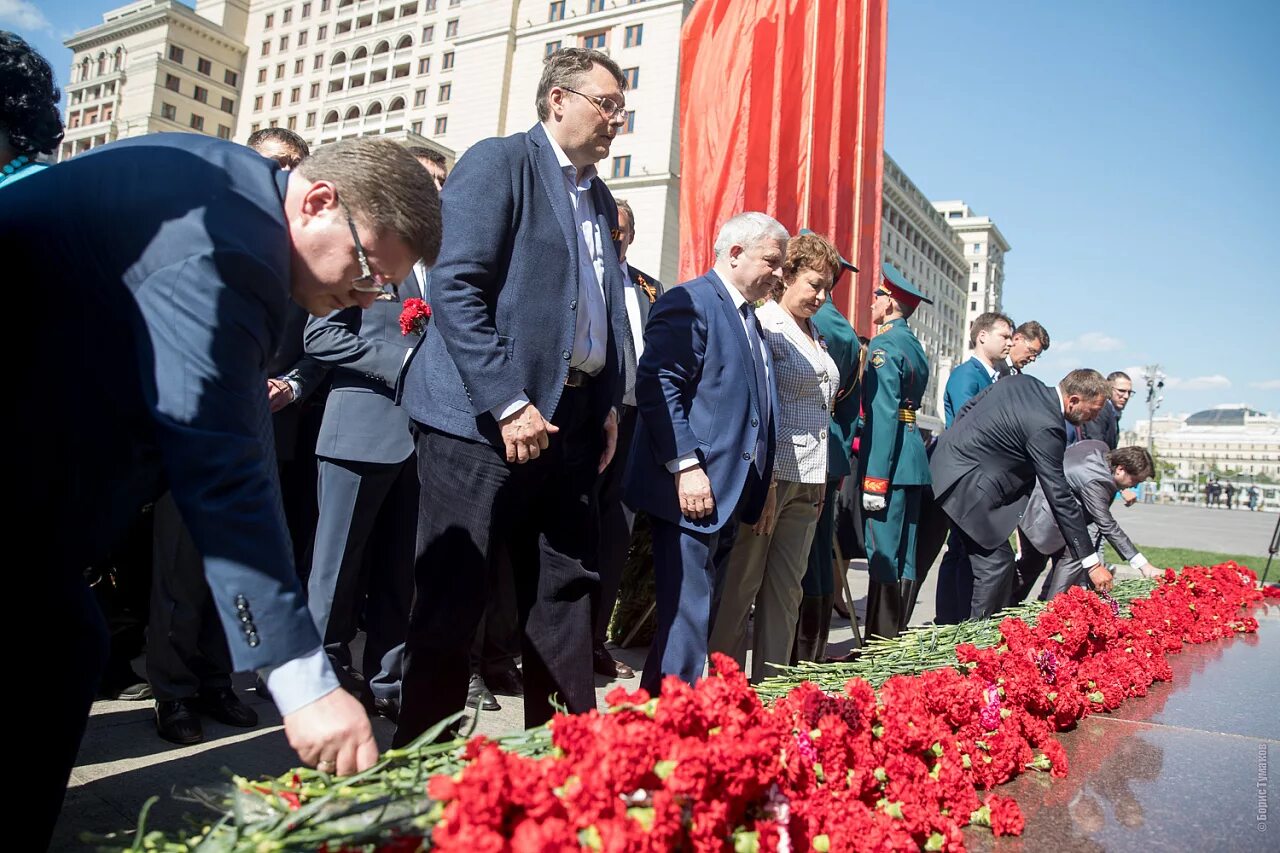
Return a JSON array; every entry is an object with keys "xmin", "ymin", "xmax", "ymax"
[
  {"xmin": 986, "ymin": 795, "xmax": 1025, "ymax": 836},
  {"xmin": 399, "ymin": 298, "xmax": 431, "ymax": 336}
]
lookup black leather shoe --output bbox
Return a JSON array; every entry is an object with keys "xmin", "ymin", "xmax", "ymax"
[
  {"xmin": 373, "ymin": 696, "xmax": 400, "ymax": 723},
  {"xmin": 155, "ymin": 700, "xmax": 203, "ymax": 745},
  {"xmin": 97, "ymin": 661, "xmax": 153, "ymax": 701},
  {"xmin": 252, "ymin": 675, "xmax": 272, "ymax": 704},
  {"xmin": 466, "ymin": 674, "xmax": 500, "ymax": 711},
  {"xmin": 593, "ymin": 647, "xmax": 636, "ymax": 679},
  {"xmin": 484, "ymin": 665, "xmax": 524, "ymax": 697},
  {"xmin": 191, "ymin": 687, "xmax": 258, "ymax": 728}
]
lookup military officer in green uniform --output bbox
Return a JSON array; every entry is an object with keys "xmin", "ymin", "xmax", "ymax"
[{"xmin": 858, "ymin": 263, "xmax": 932, "ymax": 641}]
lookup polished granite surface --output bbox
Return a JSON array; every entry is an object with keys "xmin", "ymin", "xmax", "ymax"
[{"xmin": 965, "ymin": 601, "xmax": 1278, "ymax": 851}]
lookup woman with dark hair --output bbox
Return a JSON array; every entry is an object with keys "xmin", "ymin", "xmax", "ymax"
[{"xmin": 1, "ymin": 30, "xmax": 64, "ymax": 188}]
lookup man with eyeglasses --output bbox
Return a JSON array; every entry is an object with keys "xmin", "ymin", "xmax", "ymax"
[
  {"xmin": 997, "ymin": 320, "xmax": 1051, "ymax": 377},
  {"xmin": 1082, "ymin": 370, "xmax": 1133, "ymax": 450},
  {"xmin": 395, "ymin": 47, "xmax": 632, "ymax": 744},
  {"xmin": 3, "ymin": 134, "xmax": 440, "ymax": 846}
]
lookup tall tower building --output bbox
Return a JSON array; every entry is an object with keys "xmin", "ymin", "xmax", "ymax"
[
  {"xmin": 932, "ymin": 200, "xmax": 1010, "ymax": 333},
  {"xmin": 60, "ymin": 0, "xmax": 250, "ymax": 159}
]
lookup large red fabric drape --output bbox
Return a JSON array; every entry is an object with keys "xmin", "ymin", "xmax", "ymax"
[{"xmin": 677, "ymin": 0, "xmax": 887, "ymax": 335}]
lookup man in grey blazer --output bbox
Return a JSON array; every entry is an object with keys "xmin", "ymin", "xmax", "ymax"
[
  {"xmin": 303, "ymin": 259, "xmax": 429, "ymax": 723},
  {"xmin": 929, "ymin": 369, "xmax": 1110, "ymax": 619},
  {"xmin": 1014, "ymin": 442, "xmax": 1155, "ymax": 602}
]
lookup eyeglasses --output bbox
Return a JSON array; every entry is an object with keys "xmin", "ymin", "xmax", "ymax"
[
  {"xmin": 342, "ymin": 204, "xmax": 396, "ymax": 294},
  {"xmin": 562, "ymin": 87, "xmax": 630, "ymax": 123},
  {"xmin": 1115, "ymin": 388, "xmax": 1135, "ymax": 397}
]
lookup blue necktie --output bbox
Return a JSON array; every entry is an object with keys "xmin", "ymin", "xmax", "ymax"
[{"xmin": 741, "ymin": 303, "xmax": 769, "ymax": 474}]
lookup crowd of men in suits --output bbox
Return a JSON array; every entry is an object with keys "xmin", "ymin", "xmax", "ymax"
[{"xmin": 2, "ymin": 36, "xmax": 1160, "ymax": 845}]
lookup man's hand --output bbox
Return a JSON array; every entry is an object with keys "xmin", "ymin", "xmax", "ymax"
[
  {"xmin": 752, "ymin": 486, "xmax": 778, "ymax": 536},
  {"xmin": 676, "ymin": 466, "xmax": 715, "ymax": 520},
  {"xmin": 1088, "ymin": 564, "xmax": 1114, "ymax": 593},
  {"xmin": 598, "ymin": 408, "xmax": 618, "ymax": 473},
  {"xmin": 862, "ymin": 493, "xmax": 886, "ymax": 513},
  {"xmin": 267, "ymin": 378, "xmax": 295, "ymax": 413},
  {"xmin": 1121, "ymin": 488, "xmax": 1138, "ymax": 507},
  {"xmin": 282, "ymin": 688, "xmax": 378, "ymax": 777},
  {"xmin": 499, "ymin": 403, "xmax": 559, "ymax": 464}
]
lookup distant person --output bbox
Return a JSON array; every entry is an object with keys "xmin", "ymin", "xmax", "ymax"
[
  {"xmin": 1247, "ymin": 485, "xmax": 1260, "ymax": 511},
  {"xmin": 1224, "ymin": 481, "xmax": 1235, "ymax": 510}
]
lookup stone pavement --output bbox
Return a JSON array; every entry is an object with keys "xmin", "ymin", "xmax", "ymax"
[{"xmin": 54, "ymin": 503, "xmax": 1278, "ymax": 850}]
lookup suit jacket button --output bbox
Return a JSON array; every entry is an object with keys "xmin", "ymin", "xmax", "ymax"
[
  {"xmin": 821, "ymin": 403, "xmax": 828, "ymax": 410},
  {"xmin": 234, "ymin": 595, "xmax": 248, "ymax": 609},
  {"xmin": 742, "ymin": 452, "xmax": 751, "ymax": 460},
  {"xmin": 570, "ymin": 299, "xmax": 578, "ymax": 310},
  {"xmin": 238, "ymin": 611, "xmax": 252, "ymax": 623},
  {"xmin": 562, "ymin": 350, "xmax": 571, "ymax": 360},
  {"xmin": 751, "ymin": 418, "xmax": 758, "ymax": 427}
]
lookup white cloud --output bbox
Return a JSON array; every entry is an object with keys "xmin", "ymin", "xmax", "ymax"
[
  {"xmin": 1056, "ymin": 331, "xmax": 1125, "ymax": 354},
  {"xmin": 1165, "ymin": 375, "xmax": 1232, "ymax": 391},
  {"xmin": 0, "ymin": 0, "xmax": 51, "ymax": 32},
  {"xmin": 1250, "ymin": 379, "xmax": 1280, "ymax": 390}
]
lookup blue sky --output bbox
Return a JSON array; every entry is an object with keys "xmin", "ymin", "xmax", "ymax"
[{"xmin": 8, "ymin": 0, "xmax": 1279, "ymax": 425}]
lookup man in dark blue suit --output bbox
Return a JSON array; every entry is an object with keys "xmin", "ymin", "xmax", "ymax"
[
  {"xmin": 2, "ymin": 134, "xmax": 440, "ymax": 845},
  {"xmin": 394, "ymin": 48, "xmax": 631, "ymax": 743},
  {"xmin": 625, "ymin": 212, "xmax": 786, "ymax": 694}
]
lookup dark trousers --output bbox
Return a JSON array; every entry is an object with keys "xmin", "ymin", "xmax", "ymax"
[
  {"xmin": 912, "ymin": 486, "xmax": 949, "ymax": 600},
  {"xmin": 39, "ymin": 568, "xmax": 109, "ymax": 850},
  {"xmin": 1012, "ymin": 532, "xmax": 1054, "ymax": 604},
  {"xmin": 801, "ymin": 479, "xmax": 841, "ymax": 597},
  {"xmin": 147, "ymin": 493, "xmax": 234, "ymax": 701},
  {"xmin": 592, "ymin": 405, "xmax": 639, "ymax": 646},
  {"xmin": 863, "ymin": 486, "xmax": 923, "ymax": 640},
  {"xmin": 960, "ymin": 528, "xmax": 1017, "ymax": 619},
  {"xmin": 307, "ymin": 456, "xmax": 418, "ymax": 701},
  {"xmin": 934, "ymin": 527, "xmax": 974, "ymax": 625},
  {"xmin": 641, "ymin": 511, "xmax": 741, "ymax": 695},
  {"xmin": 471, "ymin": 543, "xmax": 521, "ymax": 678},
  {"xmin": 394, "ymin": 386, "xmax": 602, "ymax": 745}
]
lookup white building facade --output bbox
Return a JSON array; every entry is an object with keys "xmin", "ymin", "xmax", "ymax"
[
  {"xmin": 1131, "ymin": 407, "xmax": 1280, "ymax": 481},
  {"xmin": 933, "ymin": 200, "xmax": 1010, "ymax": 333}
]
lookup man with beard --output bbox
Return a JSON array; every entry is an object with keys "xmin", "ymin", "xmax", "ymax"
[{"xmin": 929, "ymin": 369, "xmax": 1109, "ymax": 619}]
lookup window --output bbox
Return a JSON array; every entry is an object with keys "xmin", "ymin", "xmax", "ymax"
[
  {"xmin": 169, "ymin": 45, "xmax": 184, "ymax": 64},
  {"xmin": 302, "ymin": 2, "xmax": 312, "ymax": 17},
  {"xmin": 197, "ymin": 57, "xmax": 212, "ymax": 75},
  {"xmin": 971, "ymin": 261, "xmax": 979, "ymax": 270},
  {"xmin": 190, "ymin": 114, "xmax": 204, "ymax": 131},
  {"xmin": 434, "ymin": 115, "xmax": 448, "ymax": 135},
  {"xmin": 623, "ymin": 66, "xmax": 639, "ymax": 88},
  {"xmin": 971, "ymin": 282, "xmax": 978, "ymax": 292},
  {"xmin": 972, "ymin": 242, "xmax": 982, "ymax": 253},
  {"xmin": 306, "ymin": 111, "xmax": 316, "ymax": 128},
  {"xmin": 217, "ymin": 124, "xmax": 232, "ymax": 139},
  {"xmin": 255, "ymin": 66, "xmax": 266, "ymax": 83},
  {"xmin": 254, "ymin": 94, "xmax": 264, "ymax": 111},
  {"xmin": 548, "ymin": 2, "xmax": 565, "ymax": 23},
  {"xmin": 412, "ymin": 120, "xmax": 423, "ymax": 134},
  {"xmin": 611, "ymin": 155, "xmax": 631, "ymax": 178},
  {"xmin": 279, "ymin": 35, "xmax": 290, "ymax": 50},
  {"xmin": 422, "ymin": 25, "xmax": 434, "ymax": 43},
  {"xmin": 164, "ymin": 73, "xmax": 180, "ymax": 92},
  {"xmin": 264, "ymin": 12, "xmax": 274, "ymax": 28},
  {"xmin": 318, "ymin": 24, "xmax": 328, "ymax": 40},
  {"xmin": 220, "ymin": 96, "xmax": 234, "ymax": 113},
  {"xmin": 322, "ymin": 0, "xmax": 330, "ymax": 10},
  {"xmin": 287, "ymin": 115, "xmax": 297, "ymax": 130},
  {"xmin": 393, "ymin": 62, "xmax": 410, "ymax": 78},
  {"xmin": 310, "ymin": 82, "xmax": 321, "ymax": 98},
  {"xmin": 582, "ymin": 31, "xmax": 606, "ymax": 49},
  {"xmin": 225, "ymin": 69, "xmax": 238, "ymax": 86},
  {"xmin": 272, "ymin": 91, "xmax": 283, "ymax": 107},
  {"xmin": 314, "ymin": 53, "xmax": 324, "ymax": 69},
  {"xmin": 442, "ymin": 51, "xmax": 454, "ymax": 70},
  {"xmin": 545, "ymin": 40, "xmax": 562, "ymax": 57},
  {"xmin": 160, "ymin": 102, "xmax": 177, "ymax": 120},
  {"xmin": 414, "ymin": 88, "xmax": 427, "ymax": 106},
  {"xmin": 438, "ymin": 82, "xmax": 451, "ymax": 102},
  {"xmin": 589, "ymin": 0, "xmax": 605, "ymax": 10},
  {"xmin": 446, "ymin": 18, "xmax": 458, "ymax": 37},
  {"xmin": 425, "ymin": 0, "xmax": 436, "ymax": 9},
  {"xmin": 276, "ymin": 63, "xmax": 286, "ymax": 79},
  {"xmin": 970, "ymin": 301, "xmax": 977, "ymax": 311},
  {"xmin": 290, "ymin": 87, "xmax": 301, "ymax": 103},
  {"xmin": 449, "ymin": 0, "xmax": 460, "ymax": 6},
  {"xmin": 619, "ymin": 111, "xmax": 635, "ymax": 133},
  {"xmin": 283, "ymin": 8, "xmax": 292, "ymax": 23},
  {"xmin": 261, "ymin": 40, "xmax": 271, "ymax": 55},
  {"xmin": 418, "ymin": 57, "xmax": 431, "ymax": 74},
  {"xmin": 298, "ymin": 30, "xmax": 308, "ymax": 47},
  {"xmin": 624, "ymin": 24, "xmax": 643, "ymax": 46},
  {"xmin": 293, "ymin": 58, "xmax": 304, "ymax": 74}
]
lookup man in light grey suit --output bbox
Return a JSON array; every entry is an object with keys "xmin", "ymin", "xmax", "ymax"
[
  {"xmin": 591, "ymin": 197, "xmax": 663, "ymax": 679},
  {"xmin": 1014, "ymin": 442, "xmax": 1156, "ymax": 602},
  {"xmin": 303, "ymin": 259, "xmax": 428, "ymax": 722}
]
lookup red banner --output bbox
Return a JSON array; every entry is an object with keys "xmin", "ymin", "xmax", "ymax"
[{"xmin": 678, "ymin": 0, "xmax": 887, "ymax": 335}]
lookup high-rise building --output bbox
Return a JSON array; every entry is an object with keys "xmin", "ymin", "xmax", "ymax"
[
  {"xmin": 60, "ymin": 0, "xmax": 250, "ymax": 160},
  {"xmin": 933, "ymin": 200, "xmax": 1010, "ymax": 333},
  {"xmin": 879, "ymin": 153, "xmax": 969, "ymax": 419}
]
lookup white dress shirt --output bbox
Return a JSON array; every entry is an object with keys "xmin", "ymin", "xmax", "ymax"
[{"xmin": 621, "ymin": 260, "xmax": 645, "ymax": 407}]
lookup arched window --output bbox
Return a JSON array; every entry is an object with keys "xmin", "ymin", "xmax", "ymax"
[
  {"xmin": 80, "ymin": 57, "xmax": 91, "ymax": 81},
  {"xmin": 366, "ymin": 101, "xmax": 383, "ymax": 116},
  {"xmin": 331, "ymin": 50, "xmax": 348, "ymax": 65},
  {"xmin": 395, "ymin": 35, "xmax": 412, "ymax": 51},
  {"xmin": 351, "ymin": 45, "xmax": 368, "ymax": 60},
  {"xmin": 97, "ymin": 51, "xmax": 108, "ymax": 75},
  {"xmin": 373, "ymin": 40, "xmax": 390, "ymax": 55},
  {"xmin": 323, "ymin": 110, "xmax": 340, "ymax": 124},
  {"xmin": 344, "ymin": 105, "xmax": 361, "ymax": 121},
  {"xmin": 113, "ymin": 47, "xmax": 124, "ymax": 71},
  {"xmin": 387, "ymin": 96, "xmax": 406, "ymax": 112}
]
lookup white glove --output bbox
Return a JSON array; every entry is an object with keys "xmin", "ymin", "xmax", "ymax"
[{"xmin": 862, "ymin": 493, "xmax": 886, "ymax": 512}]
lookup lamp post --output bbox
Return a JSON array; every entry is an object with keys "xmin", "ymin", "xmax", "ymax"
[{"xmin": 1142, "ymin": 364, "xmax": 1165, "ymax": 469}]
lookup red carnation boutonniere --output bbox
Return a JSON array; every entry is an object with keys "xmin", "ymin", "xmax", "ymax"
[{"xmin": 399, "ymin": 298, "xmax": 431, "ymax": 336}]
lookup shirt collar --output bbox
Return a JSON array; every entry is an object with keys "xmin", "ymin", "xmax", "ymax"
[{"xmin": 542, "ymin": 124, "xmax": 597, "ymax": 189}]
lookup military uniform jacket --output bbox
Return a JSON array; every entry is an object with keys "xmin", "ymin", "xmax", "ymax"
[{"xmin": 858, "ymin": 317, "xmax": 931, "ymax": 493}]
